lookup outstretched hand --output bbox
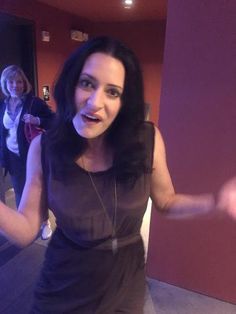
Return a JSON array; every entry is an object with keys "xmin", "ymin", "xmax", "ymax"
[{"xmin": 217, "ymin": 177, "xmax": 236, "ymax": 220}]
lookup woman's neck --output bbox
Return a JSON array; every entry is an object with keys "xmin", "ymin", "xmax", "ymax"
[
  {"xmin": 86, "ymin": 136, "xmax": 106, "ymax": 155},
  {"xmin": 10, "ymin": 96, "xmax": 21, "ymax": 102},
  {"xmin": 78, "ymin": 137, "xmax": 113, "ymax": 172},
  {"xmin": 8, "ymin": 96, "xmax": 21, "ymax": 112}
]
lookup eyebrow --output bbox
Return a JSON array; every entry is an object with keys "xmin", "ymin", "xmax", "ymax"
[{"xmin": 80, "ymin": 73, "xmax": 123, "ymax": 91}]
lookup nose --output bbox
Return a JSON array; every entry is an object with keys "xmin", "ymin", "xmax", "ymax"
[{"xmin": 86, "ymin": 88, "xmax": 104, "ymax": 111}]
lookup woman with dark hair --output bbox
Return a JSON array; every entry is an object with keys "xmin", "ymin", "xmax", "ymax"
[
  {"xmin": 0, "ymin": 65, "xmax": 54, "ymax": 240},
  {"xmin": 0, "ymin": 37, "xmax": 234, "ymax": 313}
]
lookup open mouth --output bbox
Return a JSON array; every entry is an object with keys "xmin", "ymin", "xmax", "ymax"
[{"xmin": 81, "ymin": 113, "xmax": 101, "ymax": 123}]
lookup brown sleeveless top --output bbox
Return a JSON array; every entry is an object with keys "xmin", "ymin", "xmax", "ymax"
[
  {"xmin": 42, "ymin": 121, "xmax": 154, "ymax": 248},
  {"xmin": 32, "ymin": 122, "xmax": 155, "ymax": 313}
]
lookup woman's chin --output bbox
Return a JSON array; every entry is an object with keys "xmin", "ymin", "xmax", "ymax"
[{"xmin": 75, "ymin": 128, "xmax": 106, "ymax": 142}]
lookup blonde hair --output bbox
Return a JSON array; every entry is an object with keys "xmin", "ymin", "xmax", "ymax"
[{"xmin": 0, "ymin": 65, "xmax": 32, "ymax": 97}]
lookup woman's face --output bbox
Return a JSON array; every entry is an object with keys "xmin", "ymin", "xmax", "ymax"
[
  {"xmin": 6, "ymin": 74, "xmax": 24, "ymax": 98},
  {"xmin": 73, "ymin": 52, "xmax": 125, "ymax": 140}
]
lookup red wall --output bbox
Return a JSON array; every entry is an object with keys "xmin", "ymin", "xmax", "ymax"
[
  {"xmin": 146, "ymin": 0, "xmax": 236, "ymax": 303},
  {"xmin": 0, "ymin": 1, "xmax": 165, "ymax": 120},
  {"xmin": 87, "ymin": 21, "xmax": 166, "ymax": 122},
  {"xmin": 0, "ymin": 0, "xmax": 90, "ymax": 110}
]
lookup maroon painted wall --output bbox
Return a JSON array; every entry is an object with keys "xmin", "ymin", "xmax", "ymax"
[
  {"xmin": 0, "ymin": 1, "xmax": 165, "ymax": 121},
  {"xmin": 87, "ymin": 21, "xmax": 166, "ymax": 123},
  {"xmin": 0, "ymin": 0, "xmax": 90, "ymax": 110},
  {"xmin": 146, "ymin": 0, "xmax": 236, "ymax": 303}
]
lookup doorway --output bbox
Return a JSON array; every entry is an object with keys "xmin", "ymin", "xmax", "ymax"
[
  {"xmin": 0, "ymin": 12, "xmax": 37, "ymax": 201},
  {"xmin": 0, "ymin": 12, "xmax": 37, "ymax": 97}
]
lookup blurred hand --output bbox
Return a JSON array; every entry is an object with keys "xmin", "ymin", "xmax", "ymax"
[
  {"xmin": 22, "ymin": 114, "xmax": 39, "ymax": 125},
  {"xmin": 217, "ymin": 177, "xmax": 236, "ymax": 220}
]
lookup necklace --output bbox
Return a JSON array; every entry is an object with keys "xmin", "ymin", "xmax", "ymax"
[{"xmin": 81, "ymin": 158, "xmax": 118, "ymax": 254}]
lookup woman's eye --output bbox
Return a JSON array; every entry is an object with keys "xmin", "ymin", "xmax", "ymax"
[
  {"xmin": 78, "ymin": 79, "xmax": 94, "ymax": 89},
  {"xmin": 106, "ymin": 88, "xmax": 121, "ymax": 99}
]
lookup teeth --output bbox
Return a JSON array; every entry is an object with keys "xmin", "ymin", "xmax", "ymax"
[{"xmin": 85, "ymin": 114, "xmax": 98, "ymax": 120}]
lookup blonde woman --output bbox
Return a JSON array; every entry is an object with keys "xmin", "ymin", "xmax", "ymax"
[{"xmin": 0, "ymin": 65, "xmax": 54, "ymax": 239}]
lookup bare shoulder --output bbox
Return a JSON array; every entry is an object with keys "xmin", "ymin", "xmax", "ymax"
[{"xmin": 153, "ymin": 125, "xmax": 164, "ymax": 144}]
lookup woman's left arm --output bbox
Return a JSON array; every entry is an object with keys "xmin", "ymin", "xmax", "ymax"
[{"xmin": 150, "ymin": 126, "xmax": 215, "ymax": 218}]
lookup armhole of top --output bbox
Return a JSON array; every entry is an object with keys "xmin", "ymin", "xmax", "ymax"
[{"xmin": 143, "ymin": 121, "xmax": 155, "ymax": 170}]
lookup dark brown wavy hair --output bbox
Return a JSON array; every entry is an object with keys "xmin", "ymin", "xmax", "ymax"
[{"xmin": 45, "ymin": 36, "xmax": 151, "ymax": 185}]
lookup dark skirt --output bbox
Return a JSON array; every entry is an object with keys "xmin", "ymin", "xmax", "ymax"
[{"xmin": 31, "ymin": 229, "xmax": 146, "ymax": 314}]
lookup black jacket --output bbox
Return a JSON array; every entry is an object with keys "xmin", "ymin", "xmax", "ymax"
[{"xmin": 0, "ymin": 93, "xmax": 55, "ymax": 171}]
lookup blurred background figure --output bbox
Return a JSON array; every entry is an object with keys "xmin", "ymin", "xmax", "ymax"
[{"xmin": 0, "ymin": 65, "xmax": 54, "ymax": 240}]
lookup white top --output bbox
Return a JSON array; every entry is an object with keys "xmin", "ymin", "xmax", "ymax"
[{"xmin": 3, "ymin": 106, "xmax": 23, "ymax": 155}]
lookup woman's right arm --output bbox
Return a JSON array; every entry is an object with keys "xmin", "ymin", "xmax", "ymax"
[{"xmin": 0, "ymin": 135, "xmax": 46, "ymax": 247}]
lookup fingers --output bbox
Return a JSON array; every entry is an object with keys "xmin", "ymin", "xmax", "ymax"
[
  {"xmin": 23, "ymin": 114, "xmax": 37, "ymax": 124},
  {"xmin": 23, "ymin": 114, "xmax": 30, "ymax": 122}
]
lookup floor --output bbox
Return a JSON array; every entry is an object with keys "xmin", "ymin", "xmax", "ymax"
[
  {"xmin": 5, "ymin": 189, "xmax": 236, "ymax": 313},
  {"xmin": 146, "ymin": 278, "xmax": 236, "ymax": 314}
]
